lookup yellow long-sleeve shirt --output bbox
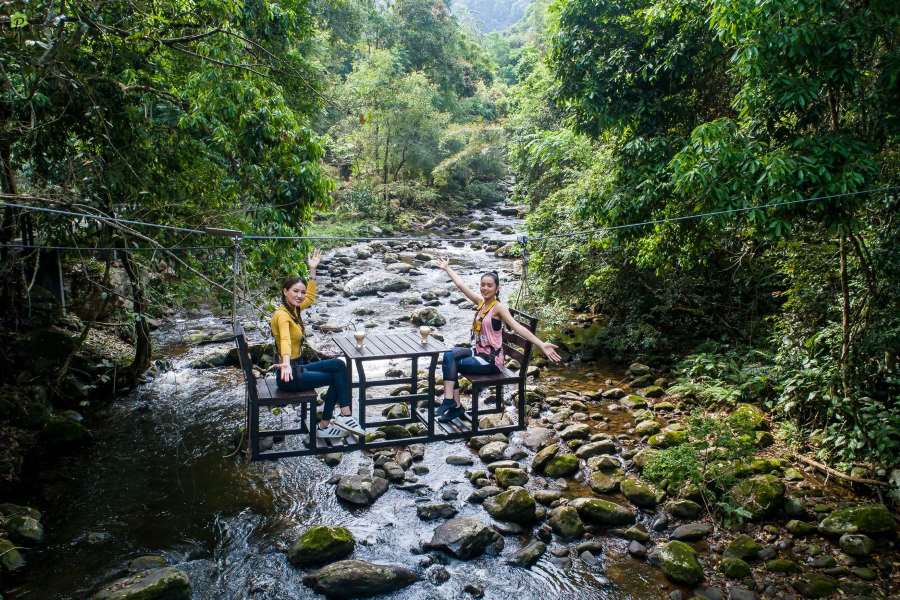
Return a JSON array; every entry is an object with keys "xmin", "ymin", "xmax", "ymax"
[{"xmin": 270, "ymin": 279, "xmax": 317, "ymax": 360}]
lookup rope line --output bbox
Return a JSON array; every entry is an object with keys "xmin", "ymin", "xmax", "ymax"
[
  {"xmin": 2, "ymin": 185, "xmax": 897, "ymax": 245},
  {"xmin": 1, "ymin": 243, "xmax": 233, "ymax": 252}
]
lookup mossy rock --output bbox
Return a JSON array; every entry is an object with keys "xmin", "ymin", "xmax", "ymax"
[
  {"xmin": 639, "ymin": 385, "xmax": 665, "ymax": 398},
  {"xmin": 548, "ymin": 505, "xmax": 584, "ymax": 540},
  {"xmin": 785, "ymin": 520, "xmax": 817, "ymax": 535},
  {"xmin": 382, "ymin": 403, "xmax": 410, "ymax": 419},
  {"xmin": 2, "ymin": 514, "xmax": 43, "ymax": 544},
  {"xmin": 632, "ymin": 448, "xmax": 660, "ymax": 471},
  {"xmin": 818, "ymin": 504, "xmax": 895, "ymax": 536},
  {"xmin": 543, "ymin": 454, "xmax": 579, "ymax": 478},
  {"xmin": 483, "ymin": 487, "xmax": 536, "ymax": 524},
  {"xmin": 494, "ymin": 467, "xmax": 529, "ymax": 488},
  {"xmin": 728, "ymin": 474, "xmax": 784, "ymax": 520},
  {"xmin": 634, "ymin": 420, "xmax": 662, "ymax": 436},
  {"xmin": 0, "ymin": 538, "xmax": 25, "ymax": 572},
  {"xmin": 620, "ymin": 477, "xmax": 665, "ymax": 508},
  {"xmin": 589, "ymin": 470, "xmax": 623, "ymax": 494},
  {"xmin": 728, "ymin": 403, "xmax": 767, "ymax": 430},
  {"xmin": 719, "ymin": 557, "xmax": 751, "ymax": 579},
  {"xmin": 41, "ymin": 416, "xmax": 91, "ymax": 450},
  {"xmin": 648, "ymin": 429, "xmax": 687, "ymax": 448},
  {"xmin": 288, "ymin": 525, "xmax": 355, "ymax": 566},
  {"xmin": 377, "ymin": 424, "xmax": 410, "ymax": 440},
  {"xmin": 569, "ymin": 497, "xmax": 635, "ymax": 526},
  {"xmin": 724, "ymin": 535, "xmax": 762, "ymax": 560},
  {"xmin": 92, "ymin": 567, "xmax": 190, "ymax": 600},
  {"xmin": 794, "ymin": 574, "xmax": 838, "ymax": 598},
  {"xmin": 765, "ymin": 558, "xmax": 798, "ymax": 573},
  {"xmin": 649, "ymin": 540, "xmax": 704, "ymax": 585},
  {"xmin": 621, "ymin": 395, "xmax": 648, "ymax": 410},
  {"xmin": 532, "ymin": 443, "xmax": 558, "ymax": 473}
]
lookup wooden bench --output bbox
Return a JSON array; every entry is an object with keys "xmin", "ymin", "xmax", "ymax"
[
  {"xmin": 234, "ymin": 324, "xmax": 320, "ymax": 460},
  {"xmin": 421, "ymin": 308, "xmax": 538, "ymax": 438}
]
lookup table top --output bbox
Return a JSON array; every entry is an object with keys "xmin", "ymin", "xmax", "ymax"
[{"xmin": 333, "ymin": 331, "xmax": 450, "ymax": 360}]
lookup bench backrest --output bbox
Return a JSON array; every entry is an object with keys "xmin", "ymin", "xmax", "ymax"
[
  {"xmin": 503, "ymin": 308, "xmax": 538, "ymax": 373},
  {"xmin": 233, "ymin": 323, "xmax": 258, "ymax": 399}
]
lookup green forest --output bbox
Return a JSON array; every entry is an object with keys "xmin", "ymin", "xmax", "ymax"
[{"xmin": 1, "ymin": 1, "xmax": 899, "ymax": 599}]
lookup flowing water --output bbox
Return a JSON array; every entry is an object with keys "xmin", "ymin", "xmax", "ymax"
[{"xmin": 14, "ymin": 208, "xmax": 669, "ymax": 600}]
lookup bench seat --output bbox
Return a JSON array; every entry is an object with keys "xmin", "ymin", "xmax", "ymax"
[
  {"xmin": 255, "ymin": 376, "xmax": 318, "ymax": 407},
  {"xmin": 464, "ymin": 366, "xmax": 519, "ymax": 385}
]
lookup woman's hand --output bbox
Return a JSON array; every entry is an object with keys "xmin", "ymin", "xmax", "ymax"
[
  {"xmin": 539, "ymin": 342, "xmax": 562, "ymax": 363},
  {"xmin": 307, "ymin": 248, "xmax": 322, "ymax": 272},
  {"xmin": 279, "ymin": 360, "xmax": 293, "ymax": 382},
  {"xmin": 435, "ymin": 256, "xmax": 451, "ymax": 272}
]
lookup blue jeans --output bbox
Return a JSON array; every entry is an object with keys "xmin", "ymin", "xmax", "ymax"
[
  {"xmin": 276, "ymin": 358, "xmax": 349, "ymax": 420},
  {"xmin": 442, "ymin": 347, "xmax": 500, "ymax": 382}
]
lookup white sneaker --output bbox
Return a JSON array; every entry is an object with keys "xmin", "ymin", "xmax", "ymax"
[
  {"xmin": 332, "ymin": 414, "xmax": 366, "ymax": 436},
  {"xmin": 316, "ymin": 424, "xmax": 349, "ymax": 440}
]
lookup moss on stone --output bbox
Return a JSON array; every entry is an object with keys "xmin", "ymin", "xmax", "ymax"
[{"xmin": 288, "ymin": 525, "xmax": 355, "ymax": 566}]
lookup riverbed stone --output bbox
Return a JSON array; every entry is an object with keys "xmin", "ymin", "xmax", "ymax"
[
  {"xmin": 786, "ymin": 520, "xmax": 816, "ymax": 535},
  {"xmin": 838, "ymin": 533, "xmax": 875, "ymax": 557},
  {"xmin": 765, "ymin": 558, "xmax": 798, "ymax": 573},
  {"xmin": 543, "ymin": 454, "xmax": 579, "ymax": 478},
  {"xmin": 729, "ymin": 403, "xmax": 767, "ymax": 430},
  {"xmin": 649, "ymin": 540, "xmax": 704, "ymax": 585},
  {"xmin": 667, "ymin": 499, "xmax": 703, "ymax": 520},
  {"xmin": 728, "ymin": 474, "xmax": 784, "ymax": 520},
  {"xmin": 343, "ymin": 271, "xmax": 411, "ymax": 296},
  {"xmin": 534, "ymin": 490, "xmax": 563, "ymax": 505},
  {"xmin": 425, "ymin": 517, "xmax": 503, "ymax": 559},
  {"xmin": 288, "ymin": 525, "xmax": 355, "ymax": 566},
  {"xmin": 569, "ymin": 497, "xmax": 636, "ymax": 526},
  {"xmin": 494, "ymin": 467, "xmax": 529, "ymax": 488},
  {"xmin": 479, "ymin": 441, "xmax": 508, "ymax": 463},
  {"xmin": 724, "ymin": 535, "xmax": 762, "ymax": 560},
  {"xmin": 2, "ymin": 514, "xmax": 43, "ymax": 544},
  {"xmin": 587, "ymin": 454, "xmax": 620, "ymax": 471},
  {"xmin": 635, "ymin": 420, "xmax": 662, "ymax": 436},
  {"xmin": 446, "ymin": 455, "xmax": 474, "ymax": 466},
  {"xmin": 532, "ymin": 443, "xmax": 559, "ymax": 473},
  {"xmin": 335, "ymin": 475, "xmax": 388, "ymax": 505},
  {"xmin": 483, "ymin": 487, "xmax": 536, "ymax": 524},
  {"xmin": 507, "ymin": 540, "xmax": 547, "ymax": 567},
  {"xmin": 559, "ymin": 423, "xmax": 591, "ymax": 440},
  {"xmin": 417, "ymin": 502, "xmax": 458, "ymax": 521},
  {"xmin": 621, "ymin": 395, "xmax": 648, "ymax": 410},
  {"xmin": 589, "ymin": 470, "xmax": 623, "ymax": 494},
  {"xmin": 621, "ymin": 477, "xmax": 665, "ymax": 508},
  {"xmin": 0, "ymin": 538, "xmax": 25, "ymax": 572},
  {"xmin": 793, "ymin": 573, "xmax": 838, "ymax": 598},
  {"xmin": 818, "ymin": 504, "xmax": 894, "ymax": 536},
  {"xmin": 548, "ymin": 506, "xmax": 584, "ymax": 540},
  {"xmin": 92, "ymin": 567, "xmax": 191, "ymax": 600},
  {"xmin": 410, "ymin": 307, "xmax": 446, "ymax": 327},
  {"xmin": 648, "ymin": 429, "xmax": 687, "ymax": 448},
  {"xmin": 671, "ymin": 522, "xmax": 713, "ymax": 541},
  {"xmin": 302, "ymin": 560, "xmax": 418, "ymax": 598},
  {"xmin": 719, "ymin": 557, "xmax": 751, "ymax": 579},
  {"xmin": 575, "ymin": 439, "xmax": 616, "ymax": 459}
]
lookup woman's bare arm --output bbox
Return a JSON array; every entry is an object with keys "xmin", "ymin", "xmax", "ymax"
[
  {"xmin": 436, "ymin": 257, "xmax": 482, "ymax": 305},
  {"xmin": 496, "ymin": 303, "xmax": 562, "ymax": 362}
]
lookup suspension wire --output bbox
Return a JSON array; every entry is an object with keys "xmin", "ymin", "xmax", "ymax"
[
  {"xmin": 0, "ymin": 243, "xmax": 232, "ymax": 252},
  {"xmin": 3, "ymin": 185, "xmax": 897, "ymax": 246}
]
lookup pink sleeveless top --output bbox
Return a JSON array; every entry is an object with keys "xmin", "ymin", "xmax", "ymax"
[{"xmin": 474, "ymin": 302, "xmax": 504, "ymax": 369}]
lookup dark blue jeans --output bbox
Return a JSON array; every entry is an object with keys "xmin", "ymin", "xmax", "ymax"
[
  {"xmin": 442, "ymin": 347, "xmax": 500, "ymax": 383},
  {"xmin": 276, "ymin": 358, "xmax": 349, "ymax": 420}
]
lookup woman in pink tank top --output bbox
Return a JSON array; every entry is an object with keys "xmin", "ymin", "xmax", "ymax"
[{"xmin": 435, "ymin": 258, "xmax": 562, "ymax": 423}]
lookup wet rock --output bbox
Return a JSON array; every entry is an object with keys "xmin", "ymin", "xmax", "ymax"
[
  {"xmin": 635, "ymin": 420, "xmax": 662, "ymax": 436},
  {"xmin": 838, "ymin": 533, "xmax": 875, "ymax": 557},
  {"xmin": 559, "ymin": 423, "xmax": 591, "ymax": 440},
  {"xmin": 569, "ymin": 497, "xmax": 636, "ymax": 526},
  {"xmin": 426, "ymin": 564, "xmax": 450, "ymax": 584},
  {"xmin": 793, "ymin": 573, "xmax": 839, "ymax": 598},
  {"xmin": 343, "ymin": 272, "xmax": 411, "ymax": 296},
  {"xmin": 483, "ymin": 487, "xmax": 536, "ymax": 524},
  {"xmin": 719, "ymin": 557, "xmax": 751, "ymax": 579},
  {"xmin": 785, "ymin": 520, "xmax": 817, "ymax": 535},
  {"xmin": 621, "ymin": 395, "xmax": 648, "ymax": 410},
  {"xmin": 639, "ymin": 385, "xmax": 665, "ymax": 398},
  {"xmin": 478, "ymin": 441, "xmax": 508, "ymax": 463},
  {"xmin": 532, "ymin": 443, "xmax": 559, "ymax": 473},
  {"xmin": 377, "ymin": 424, "xmax": 410, "ymax": 440},
  {"xmin": 724, "ymin": 535, "xmax": 762, "ymax": 560},
  {"xmin": 620, "ymin": 477, "xmax": 665, "ymax": 508},
  {"xmin": 382, "ymin": 403, "xmax": 410, "ymax": 419},
  {"xmin": 507, "ymin": 540, "xmax": 546, "ymax": 567},
  {"xmin": 335, "ymin": 475, "xmax": 388, "ymax": 505},
  {"xmin": 632, "ymin": 448, "xmax": 659, "ymax": 472},
  {"xmin": 543, "ymin": 454, "xmax": 579, "ymax": 478},
  {"xmin": 0, "ymin": 537, "xmax": 25, "ymax": 572},
  {"xmin": 519, "ymin": 426, "xmax": 554, "ymax": 450},
  {"xmin": 588, "ymin": 454, "xmax": 621, "ymax": 471},
  {"xmin": 302, "ymin": 560, "xmax": 418, "ymax": 598},
  {"xmin": 548, "ymin": 506, "xmax": 584, "ymax": 540},
  {"xmin": 446, "ymin": 455, "xmax": 474, "ymax": 466},
  {"xmin": 425, "ymin": 517, "xmax": 503, "ymax": 559},
  {"xmin": 765, "ymin": 558, "xmax": 798, "ymax": 573},
  {"xmin": 1, "ymin": 514, "xmax": 43, "ymax": 544},
  {"xmin": 667, "ymin": 499, "xmax": 703, "ymax": 520},
  {"xmin": 628, "ymin": 541, "xmax": 647, "ymax": 558},
  {"xmin": 670, "ymin": 522, "xmax": 713, "ymax": 541},
  {"xmin": 589, "ymin": 470, "xmax": 623, "ymax": 494},
  {"xmin": 288, "ymin": 526, "xmax": 355, "ymax": 566},
  {"xmin": 728, "ymin": 474, "xmax": 784, "ymax": 520},
  {"xmin": 417, "ymin": 502, "xmax": 458, "ymax": 521},
  {"xmin": 602, "ymin": 388, "xmax": 626, "ymax": 399},
  {"xmin": 468, "ymin": 486, "xmax": 502, "ymax": 504},
  {"xmin": 818, "ymin": 504, "xmax": 894, "ymax": 536},
  {"xmin": 624, "ymin": 524, "xmax": 651, "ymax": 542},
  {"xmin": 494, "ymin": 467, "xmax": 529, "ymax": 488},
  {"xmin": 486, "ymin": 460, "xmax": 520, "ymax": 472},
  {"xmin": 410, "ymin": 307, "xmax": 446, "ymax": 327},
  {"xmin": 534, "ymin": 490, "xmax": 563, "ymax": 505},
  {"xmin": 648, "ymin": 429, "xmax": 687, "ymax": 448},
  {"xmin": 649, "ymin": 540, "xmax": 704, "ymax": 585},
  {"xmin": 464, "ymin": 583, "xmax": 485, "ymax": 598},
  {"xmin": 92, "ymin": 567, "xmax": 191, "ymax": 600},
  {"xmin": 575, "ymin": 439, "xmax": 616, "ymax": 459},
  {"xmin": 580, "ymin": 550, "xmax": 602, "ymax": 568}
]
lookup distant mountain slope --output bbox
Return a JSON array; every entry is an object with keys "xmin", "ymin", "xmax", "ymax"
[{"xmin": 452, "ymin": 0, "xmax": 531, "ymax": 33}]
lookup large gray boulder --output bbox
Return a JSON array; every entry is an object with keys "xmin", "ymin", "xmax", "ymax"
[
  {"xmin": 302, "ymin": 560, "xmax": 418, "ymax": 599},
  {"xmin": 335, "ymin": 475, "xmax": 388, "ymax": 505},
  {"xmin": 424, "ymin": 517, "xmax": 503, "ymax": 559},
  {"xmin": 649, "ymin": 540, "xmax": 704, "ymax": 585},
  {"xmin": 344, "ymin": 272, "xmax": 410, "ymax": 296},
  {"xmin": 288, "ymin": 525, "xmax": 355, "ymax": 566},
  {"xmin": 410, "ymin": 307, "xmax": 446, "ymax": 327},
  {"xmin": 483, "ymin": 487, "xmax": 536, "ymax": 524},
  {"xmin": 818, "ymin": 504, "xmax": 895, "ymax": 536},
  {"xmin": 92, "ymin": 567, "xmax": 191, "ymax": 600}
]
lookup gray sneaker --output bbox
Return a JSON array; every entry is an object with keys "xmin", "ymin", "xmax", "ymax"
[{"xmin": 316, "ymin": 424, "xmax": 349, "ymax": 440}]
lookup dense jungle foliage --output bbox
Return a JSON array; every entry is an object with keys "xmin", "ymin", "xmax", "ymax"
[{"xmin": 1, "ymin": 0, "xmax": 898, "ymax": 472}]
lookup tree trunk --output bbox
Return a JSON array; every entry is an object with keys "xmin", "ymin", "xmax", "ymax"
[
  {"xmin": 120, "ymin": 247, "xmax": 152, "ymax": 382},
  {"xmin": 839, "ymin": 233, "xmax": 851, "ymax": 398},
  {"xmin": 0, "ymin": 138, "xmax": 21, "ymax": 327}
]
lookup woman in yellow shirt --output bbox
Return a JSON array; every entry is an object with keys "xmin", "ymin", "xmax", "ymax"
[{"xmin": 271, "ymin": 249, "xmax": 364, "ymax": 440}]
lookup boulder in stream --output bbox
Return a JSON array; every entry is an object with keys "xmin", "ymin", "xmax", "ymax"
[
  {"xmin": 288, "ymin": 525, "xmax": 355, "ymax": 566},
  {"xmin": 302, "ymin": 560, "xmax": 418, "ymax": 599},
  {"xmin": 343, "ymin": 272, "xmax": 410, "ymax": 296},
  {"xmin": 648, "ymin": 540, "xmax": 704, "ymax": 585},
  {"xmin": 483, "ymin": 487, "xmax": 536, "ymax": 524},
  {"xmin": 424, "ymin": 517, "xmax": 503, "ymax": 559},
  {"xmin": 335, "ymin": 475, "xmax": 388, "ymax": 505},
  {"xmin": 92, "ymin": 567, "xmax": 191, "ymax": 600}
]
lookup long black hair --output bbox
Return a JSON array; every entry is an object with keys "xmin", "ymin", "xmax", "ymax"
[{"xmin": 280, "ymin": 276, "xmax": 308, "ymax": 325}]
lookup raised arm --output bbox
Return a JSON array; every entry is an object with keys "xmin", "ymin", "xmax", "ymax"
[
  {"xmin": 436, "ymin": 257, "xmax": 482, "ymax": 306},
  {"xmin": 495, "ymin": 303, "xmax": 562, "ymax": 362},
  {"xmin": 299, "ymin": 248, "xmax": 321, "ymax": 310}
]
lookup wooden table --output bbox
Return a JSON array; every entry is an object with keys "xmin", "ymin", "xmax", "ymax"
[{"xmin": 332, "ymin": 332, "xmax": 450, "ymax": 441}]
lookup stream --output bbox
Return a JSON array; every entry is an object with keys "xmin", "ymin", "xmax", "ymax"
[{"xmin": 20, "ymin": 207, "xmax": 675, "ymax": 599}]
